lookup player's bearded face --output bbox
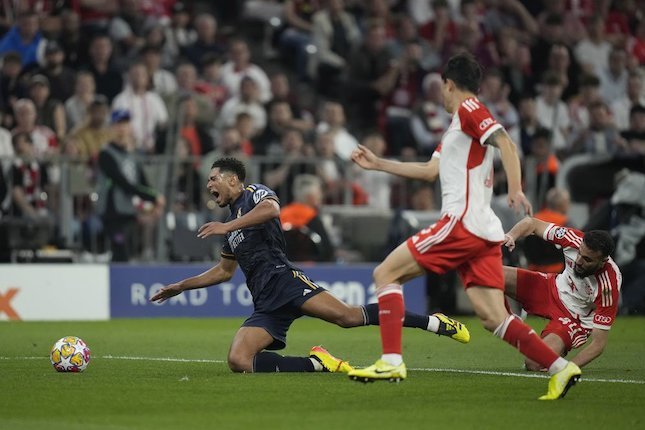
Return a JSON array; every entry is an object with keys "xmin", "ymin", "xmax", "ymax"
[{"xmin": 573, "ymin": 244, "xmax": 605, "ymax": 278}]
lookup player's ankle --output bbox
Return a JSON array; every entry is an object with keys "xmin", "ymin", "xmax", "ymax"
[{"xmin": 381, "ymin": 353, "xmax": 403, "ymax": 366}]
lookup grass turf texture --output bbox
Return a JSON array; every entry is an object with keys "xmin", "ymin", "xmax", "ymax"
[{"xmin": 1, "ymin": 317, "xmax": 644, "ymax": 430}]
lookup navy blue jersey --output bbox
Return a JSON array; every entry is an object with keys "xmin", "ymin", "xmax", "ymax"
[{"xmin": 221, "ymin": 184, "xmax": 298, "ymax": 298}]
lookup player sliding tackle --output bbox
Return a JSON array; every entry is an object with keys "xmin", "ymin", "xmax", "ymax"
[
  {"xmin": 503, "ymin": 217, "xmax": 621, "ymax": 371},
  {"xmin": 348, "ymin": 53, "xmax": 581, "ymax": 400},
  {"xmin": 151, "ymin": 157, "xmax": 470, "ymax": 374}
]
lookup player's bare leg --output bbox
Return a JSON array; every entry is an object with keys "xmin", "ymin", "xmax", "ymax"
[
  {"xmin": 301, "ymin": 290, "xmax": 469, "ymax": 342},
  {"xmin": 525, "ymin": 333, "xmax": 567, "ymax": 371},
  {"xmin": 227, "ymin": 327, "xmax": 274, "ymax": 372},
  {"xmin": 466, "ymin": 286, "xmax": 581, "ymax": 399}
]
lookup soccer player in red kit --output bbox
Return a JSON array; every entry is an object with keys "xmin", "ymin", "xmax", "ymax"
[
  {"xmin": 503, "ymin": 218, "xmax": 621, "ymax": 370},
  {"xmin": 348, "ymin": 53, "xmax": 581, "ymax": 400}
]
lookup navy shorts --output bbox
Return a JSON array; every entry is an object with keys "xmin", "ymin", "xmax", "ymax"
[{"xmin": 242, "ymin": 270, "xmax": 326, "ymax": 350}]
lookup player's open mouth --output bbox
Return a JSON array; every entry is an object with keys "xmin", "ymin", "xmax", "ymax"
[{"xmin": 212, "ymin": 191, "xmax": 220, "ymax": 199}]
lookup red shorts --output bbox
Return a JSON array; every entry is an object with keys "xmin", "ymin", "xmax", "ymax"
[
  {"xmin": 516, "ymin": 268, "xmax": 590, "ymax": 351},
  {"xmin": 406, "ymin": 215, "xmax": 504, "ymax": 289}
]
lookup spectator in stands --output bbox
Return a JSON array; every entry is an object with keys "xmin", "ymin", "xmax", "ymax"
[
  {"xmin": 263, "ymin": 128, "xmax": 316, "ymax": 203},
  {"xmin": 498, "ymin": 30, "xmax": 534, "ymax": 106},
  {"xmin": 310, "ymin": 0, "xmax": 361, "ymax": 99},
  {"xmin": 70, "ymin": 95, "xmax": 111, "ymax": 162},
  {"xmin": 96, "ymin": 109, "xmax": 165, "ymax": 262},
  {"xmin": 219, "ymin": 76, "xmax": 267, "ymax": 134},
  {"xmin": 518, "ymin": 95, "xmax": 541, "ymax": 155},
  {"xmin": 611, "ymin": 71, "xmax": 645, "ymax": 132},
  {"xmin": 599, "ymin": 48, "xmax": 629, "ymax": 104},
  {"xmin": 10, "ymin": 132, "xmax": 50, "ymax": 218},
  {"xmin": 142, "ymin": 45, "xmax": 177, "ymax": 97},
  {"xmin": 353, "ymin": 133, "xmax": 392, "ymax": 210},
  {"xmin": 418, "ymin": 0, "xmax": 458, "ymax": 57},
  {"xmin": 234, "ymin": 112, "xmax": 256, "ymax": 154},
  {"xmin": 0, "ymin": 124, "xmax": 12, "ymax": 160},
  {"xmin": 536, "ymin": 0, "xmax": 586, "ymax": 46},
  {"xmin": 543, "ymin": 43, "xmax": 579, "ymax": 102},
  {"xmin": 535, "ymin": 72, "xmax": 571, "ymax": 153},
  {"xmin": 65, "ymin": 71, "xmax": 97, "ymax": 132},
  {"xmin": 574, "ymin": 14, "xmax": 612, "ymax": 76},
  {"xmin": 28, "ymin": 74, "xmax": 66, "ymax": 140},
  {"xmin": 347, "ymin": 21, "xmax": 396, "ymax": 133},
  {"xmin": 523, "ymin": 187, "xmax": 570, "ymax": 274},
  {"xmin": 12, "ymin": 98, "xmax": 57, "ymax": 157},
  {"xmin": 36, "ymin": 41, "xmax": 76, "ymax": 104},
  {"xmin": 254, "ymin": 100, "xmax": 297, "ymax": 155},
  {"xmin": 268, "ymin": 72, "xmax": 313, "ymax": 129},
  {"xmin": 620, "ymin": 104, "xmax": 645, "ymax": 155},
  {"xmin": 196, "ymin": 53, "xmax": 229, "ymax": 111},
  {"xmin": 280, "ymin": 173, "xmax": 335, "ymax": 262},
  {"xmin": 163, "ymin": 62, "xmax": 215, "ymax": 128},
  {"xmin": 164, "ymin": 2, "xmax": 197, "ymax": 66},
  {"xmin": 58, "ymin": 10, "xmax": 82, "ymax": 68},
  {"xmin": 531, "ymin": 13, "xmax": 566, "ymax": 79},
  {"xmin": 408, "ymin": 182, "xmax": 435, "ymax": 211},
  {"xmin": 221, "ymin": 39, "xmax": 272, "ymax": 103},
  {"xmin": 166, "ymin": 95, "xmax": 214, "ymax": 157},
  {"xmin": 201, "ymin": 127, "xmax": 249, "ymax": 184},
  {"xmin": 182, "ymin": 13, "xmax": 224, "ymax": 67},
  {"xmin": 525, "ymin": 127, "xmax": 559, "ymax": 209},
  {"xmin": 479, "ymin": 68, "xmax": 520, "ymax": 143},
  {"xmin": 173, "ymin": 137, "xmax": 203, "ymax": 212},
  {"xmin": 86, "ymin": 34, "xmax": 124, "ymax": 103},
  {"xmin": 315, "ymin": 131, "xmax": 346, "ymax": 204},
  {"xmin": 0, "ymin": 11, "xmax": 43, "ymax": 67},
  {"xmin": 389, "ymin": 15, "xmax": 438, "ymax": 71},
  {"xmin": 568, "ymin": 73, "xmax": 602, "ymax": 134},
  {"xmin": 411, "ymin": 73, "xmax": 451, "ymax": 155},
  {"xmin": 315, "ymin": 101, "xmax": 358, "ymax": 161},
  {"xmin": 108, "ymin": 0, "xmax": 146, "ymax": 58},
  {"xmin": 570, "ymin": 101, "xmax": 624, "ymax": 156},
  {"xmin": 0, "ymin": 51, "xmax": 25, "ymax": 115},
  {"xmin": 112, "ymin": 62, "xmax": 168, "ymax": 153},
  {"xmin": 279, "ymin": 0, "xmax": 321, "ymax": 81}
]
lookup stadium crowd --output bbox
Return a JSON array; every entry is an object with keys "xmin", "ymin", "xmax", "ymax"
[{"xmin": 0, "ymin": 0, "xmax": 643, "ymax": 313}]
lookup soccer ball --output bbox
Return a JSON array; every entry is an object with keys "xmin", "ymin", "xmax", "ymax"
[{"xmin": 50, "ymin": 336, "xmax": 91, "ymax": 372}]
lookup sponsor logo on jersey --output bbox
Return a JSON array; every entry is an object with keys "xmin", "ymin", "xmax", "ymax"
[
  {"xmin": 594, "ymin": 315, "xmax": 612, "ymax": 324},
  {"xmin": 253, "ymin": 189, "xmax": 268, "ymax": 204},
  {"xmin": 479, "ymin": 118, "xmax": 494, "ymax": 130}
]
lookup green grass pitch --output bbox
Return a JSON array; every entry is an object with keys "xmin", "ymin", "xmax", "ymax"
[{"xmin": 1, "ymin": 316, "xmax": 644, "ymax": 430}]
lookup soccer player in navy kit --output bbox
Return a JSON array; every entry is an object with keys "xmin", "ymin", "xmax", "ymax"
[{"xmin": 151, "ymin": 157, "xmax": 470, "ymax": 373}]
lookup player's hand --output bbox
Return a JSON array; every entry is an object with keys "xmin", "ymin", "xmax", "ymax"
[
  {"xmin": 197, "ymin": 221, "xmax": 229, "ymax": 238},
  {"xmin": 351, "ymin": 144, "xmax": 379, "ymax": 170},
  {"xmin": 150, "ymin": 283, "xmax": 183, "ymax": 304},
  {"xmin": 503, "ymin": 233, "xmax": 516, "ymax": 252},
  {"xmin": 507, "ymin": 190, "xmax": 533, "ymax": 216}
]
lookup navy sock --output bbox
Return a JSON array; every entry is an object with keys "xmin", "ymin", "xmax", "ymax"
[
  {"xmin": 362, "ymin": 303, "xmax": 429, "ymax": 329},
  {"xmin": 253, "ymin": 351, "xmax": 315, "ymax": 372}
]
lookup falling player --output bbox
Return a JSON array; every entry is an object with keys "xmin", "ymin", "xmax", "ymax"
[{"xmin": 151, "ymin": 157, "xmax": 470, "ymax": 374}]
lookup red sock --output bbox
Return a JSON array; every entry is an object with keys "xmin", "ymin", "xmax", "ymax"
[
  {"xmin": 377, "ymin": 284, "xmax": 404, "ymax": 355},
  {"xmin": 497, "ymin": 315, "xmax": 560, "ymax": 369}
]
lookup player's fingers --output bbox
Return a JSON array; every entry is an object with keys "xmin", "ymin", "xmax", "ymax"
[
  {"xmin": 524, "ymin": 200, "xmax": 533, "ymax": 216},
  {"xmin": 198, "ymin": 223, "xmax": 209, "ymax": 233}
]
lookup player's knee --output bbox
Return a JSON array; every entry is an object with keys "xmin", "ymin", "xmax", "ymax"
[
  {"xmin": 227, "ymin": 352, "xmax": 253, "ymax": 373},
  {"xmin": 373, "ymin": 263, "xmax": 391, "ymax": 286}
]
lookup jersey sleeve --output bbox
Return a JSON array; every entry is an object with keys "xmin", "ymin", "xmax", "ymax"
[
  {"xmin": 542, "ymin": 223, "xmax": 584, "ymax": 250},
  {"xmin": 431, "ymin": 143, "xmax": 442, "ymax": 159},
  {"xmin": 457, "ymin": 99, "xmax": 503, "ymax": 145},
  {"xmin": 221, "ymin": 241, "xmax": 235, "ymax": 260},
  {"xmin": 592, "ymin": 265, "xmax": 622, "ymax": 330},
  {"xmin": 247, "ymin": 183, "xmax": 280, "ymax": 207}
]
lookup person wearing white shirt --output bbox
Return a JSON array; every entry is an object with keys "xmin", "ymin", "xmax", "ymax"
[
  {"xmin": 219, "ymin": 76, "xmax": 267, "ymax": 133},
  {"xmin": 535, "ymin": 73, "xmax": 571, "ymax": 151},
  {"xmin": 315, "ymin": 101, "xmax": 358, "ymax": 161},
  {"xmin": 574, "ymin": 15, "xmax": 612, "ymax": 75},
  {"xmin": 142, "ymin": 45, "xmax": 177, "ymax": 97},
  {"xmin": 220, "ymin": 39, "xmax": 272, "ymax": 103},
  {"xmin": 112, "ymin": 63, "xmax": 168, "ymax": 153},
  {"xmin": 610, "ymin": 70, "xmax": 645, "ymax": 131},
  {"xmin": 598, "ymin": 48, "xmax": 629, "ymax": 104}
]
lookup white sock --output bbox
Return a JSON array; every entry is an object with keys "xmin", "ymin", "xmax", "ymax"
[
  {"xmin": 381, "ymin": 353, "xmax": 403, "ymax": 366},
  {"xmin": 310, "ymin": 357, "xmax": 323, "ymax": 372},
  {"xmin": 547, "ymin": 357, "xmax": 568, "ymax": 375},
  {"xmin": 427, "ymin": 315, "xmax": 440, "ymax": 332}
]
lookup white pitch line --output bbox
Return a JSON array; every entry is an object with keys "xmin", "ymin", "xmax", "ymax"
[{"xmin": 2, "ymin": 356, "xmax": 644, "ymax": 385}]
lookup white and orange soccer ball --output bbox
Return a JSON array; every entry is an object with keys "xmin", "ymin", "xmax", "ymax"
[{"xmin": 50, "ymin": 336, "xmax": 91, "ymax": 372}]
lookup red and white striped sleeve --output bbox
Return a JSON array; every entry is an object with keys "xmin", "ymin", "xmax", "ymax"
[
  {"xmin": 592, "ymin": 260, "xmax": 622, "ymax": 330},
  {"xmin": 542, "ymin": 224, "xmax": 584, "ymax": 250},
  {"xmin": 431, "ymin": 142, "xmax": 442, "ymax": 159},
  {"xmin": 457, "ymin": 98, "xmax": 503, "ymax": 145}
]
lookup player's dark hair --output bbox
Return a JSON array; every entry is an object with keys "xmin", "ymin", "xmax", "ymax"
[
  {"xmin": 211, "ymin": 157, "xmax": 246, "ymax": 181},
  {"xmin": 583, "ymin": 230, "xmax": 614, "ymax": 258},
  {"xmin": 441, "ymin": 53, "xmax": 482, "ymax": 94}
]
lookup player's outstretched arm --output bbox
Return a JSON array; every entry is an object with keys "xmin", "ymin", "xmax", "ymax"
[
  {"xmin": 504, "ymin": 217, "xmax": 551, "ymax": 251},
  {"xmin": 198, "ymin": 199, "xmax": 280, "ymax": 239},
  {"xmin": 571, "ymin": 328, "xmax": 609, "ymax": 368},
  {"xmin": 485, "ymin": 129, "xmax": 532, "ymax": 216},
  {"xmin": 351, "ymin": 144, "xmax": 439, "ymax": 182},
  {"xmin": 150, "ymin": 258, "xmax": 238, "ymax": 304}
]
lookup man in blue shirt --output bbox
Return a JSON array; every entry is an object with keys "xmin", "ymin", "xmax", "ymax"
[
  {"xmin": 151, "ymin": 157, "xmax": 470, "ymax": 373},
  {"xmin": 0, "ymin": 12, "xmax": 43, "ymax": 68}
]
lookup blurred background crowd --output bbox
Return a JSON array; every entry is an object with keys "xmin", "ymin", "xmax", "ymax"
[{"xmin": 0, "ymin": 0, "xmax": 643, "ymax": 313}]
